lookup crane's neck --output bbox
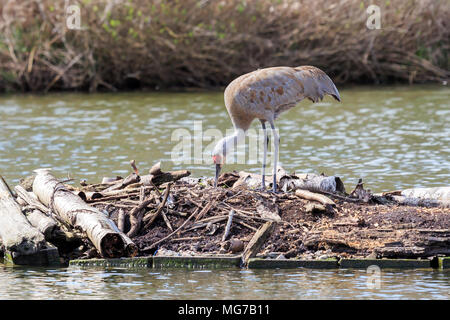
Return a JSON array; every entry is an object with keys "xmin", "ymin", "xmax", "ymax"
[{"xmin": 212, "ymin": 129, "xmax": 246, "ymax": 162}]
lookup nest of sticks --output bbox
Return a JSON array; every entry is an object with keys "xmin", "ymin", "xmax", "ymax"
[{"xmin": 47, "ymin": 160, "xmax": 450, "ymax": 262}]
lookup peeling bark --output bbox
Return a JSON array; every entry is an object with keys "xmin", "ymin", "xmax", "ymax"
[
  {"xmin": 32, "ymin": 169, "xmax": 135, "ymax": 258},
  {"xmin": 0, "ymin": 176, "xmax": 46, "ymax": 257}
]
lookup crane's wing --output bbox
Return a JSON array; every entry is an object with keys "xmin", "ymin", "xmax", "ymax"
[
  {"xmin": 224, "ymin": 66, "xmax": 340, "ymax": 127},
  {"xmin": 293, "ymin": 66, "xmax": 340, "ymax": 103}
]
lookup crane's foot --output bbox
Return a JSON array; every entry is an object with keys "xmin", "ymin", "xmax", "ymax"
[{"xmin": 268, "ymin": 183, "xmax": 279, "ymax": 194}]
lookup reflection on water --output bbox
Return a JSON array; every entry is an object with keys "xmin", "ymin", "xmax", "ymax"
[
  {"xmin": 0, "ymin": 266, "xmax": 449, "ymax": 300},
  {"xmin": 0, "ymin": 85, "xmax": 449, "ymax": 192}
]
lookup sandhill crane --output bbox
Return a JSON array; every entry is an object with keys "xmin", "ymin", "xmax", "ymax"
[{"xmin": 212, "ymin": 66, "xmax": 341, "ymax": 192}]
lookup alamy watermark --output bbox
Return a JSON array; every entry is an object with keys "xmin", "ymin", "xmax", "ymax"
[
  {"xmin": 366, "ymin": 265, "xmax": 381, "ymax": 289},
  {"xmin": 366, "ymin": 4, "xmax": 381, "ymax": 30},
  {"xmin": 66, "ymin": 3, "xmax": 81, "ymax": 30}
]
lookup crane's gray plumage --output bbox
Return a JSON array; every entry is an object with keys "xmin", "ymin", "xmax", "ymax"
[{"xmin": 213, "ymin": 65, "xmax": 341, "ymax": 192}]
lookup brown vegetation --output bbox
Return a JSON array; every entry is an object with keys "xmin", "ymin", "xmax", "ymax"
[{"xmin": 0, "ymin": 0, "xmax": 449, "ymax": 93}]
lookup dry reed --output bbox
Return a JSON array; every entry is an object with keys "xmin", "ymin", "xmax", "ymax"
[{"xmin": 0, "ymin": 0, "xmax": 448, "ymax": 92}]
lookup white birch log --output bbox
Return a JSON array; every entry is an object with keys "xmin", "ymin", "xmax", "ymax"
[
  {"xmin": 382, "ymin": 187, "xmax": 450, "ymax": 208},
  {"xmin": 0, "ymin": 176, "xmax": 46, "ymax": 256},
  {"xmin": 233, "ymin": 168, "xmax": 345, "ymax": 194},
  {"xmin": 401, "ymin": 187, "xmax": 450, "ymax": 201},
  {"xmin": 32, "ymin": 169, "xmax": 133, "ymax": 258},
  {"xmin": 280, "ymin": 173, "xmax": 345, "ymax": 193}
]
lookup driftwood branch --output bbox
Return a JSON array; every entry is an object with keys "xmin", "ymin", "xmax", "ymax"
[
  {"xmin": 295, "ymin": 189, "xmax": 336, "ymax": 214},
  {"xmin": 0, "ymin": 175, "xmax": 47, "ymax": 259},
  {"xmin": 32, "ymin": 169, "xmax": 134, "ymax": 258},
  {"xmin": 145, "ymin": 183, "xmax": 172, "ymax": 229},
  {"xmin": 117, "ymin": 209, "xmax": 127, "ymax": 233},
  {"xmin": 241, "ymin": 221, "xmax": 275, "ymax": 267},
  {"xmin": 222, "ymin": 210, "xmax": 235, "ymax": 242},
  {"xmin": 127, "ymin": 187, "xmax": 154, "ymax": 238}
]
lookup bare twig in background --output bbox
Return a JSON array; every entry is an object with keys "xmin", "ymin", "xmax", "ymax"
[{"xmin": 0, "ymin": 0, "xmax": 448, "ymax": 93}]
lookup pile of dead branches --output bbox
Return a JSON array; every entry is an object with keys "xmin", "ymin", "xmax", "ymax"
[
  {"xmin": 65, "ymin": 160, "xmax": 450, "ymax": 261},
  {"xmin": 2, "ymin": 158, "xmax": 449, "ymax": 266}
]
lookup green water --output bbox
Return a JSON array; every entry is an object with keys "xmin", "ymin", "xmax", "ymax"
[
  {"xmin": 0, "ymin": 85, "xmax": 449, "ymax": 299},
  {"xmin": 0, "ymin": 266, "xmax": 449, "ymax": 300},
  {"xmin": 0, "ymin": 85, "xmax": 449, "ymax": 192}
]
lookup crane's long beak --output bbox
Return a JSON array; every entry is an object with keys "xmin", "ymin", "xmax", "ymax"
[{"xmin": 214, "ymin": 164, "xmax": 222, "ymax": 187}]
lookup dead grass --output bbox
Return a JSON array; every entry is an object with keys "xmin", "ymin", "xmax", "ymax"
[{"xmin": 0, "ymin": 0, "xmax": 448, "ymax": 92}]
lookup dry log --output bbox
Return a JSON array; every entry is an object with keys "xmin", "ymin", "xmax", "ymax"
[
  {"xmin": 14, "ymin": 185, "xmax": 54, "ymax": 216},
  {"xmin": 295, "ymin": 189, "xmax": 336, "ymax": 207},
  {"xmin": 390, "ymin": 195, "xmax": 450, "ymax": 208},
  {"xmin": 233, "ymin": 217, "xmax": 259, "ymax": 232},
  {"xmin": 170, "ymin": 236, "xmax": 203, "ymax": 242},
  {"xmin": 181, "ymin": 216, "xmax": 228, "ymax": 233},
  {"xmin": 241, "ymin": 221, "xmax": 275, "ymax": 266},
  {"xmin": 32, "ymin": 169, "xmax": 133, "ymax": 258},
  {"xmin": 152, "ymin": 183, "xmax": 173, "ymax": 231},
  {"xmin": 280, "ymin": 173, "xmax": 346, "ymax": 193},
  {"xmin": 15, "ymin": 185, "xmax": 82, "ymax": 250},
  {"xmin": 0, "ymin": 175, "xmax": 47, "ymax": 257},
  {"xmin": 103, "ymin": 172, "xmax": 140, "ymax": 192},
  {"xmin": 401, "ymin": 186, "xmax": 450, "ymax": 200},
  {"xmin": 25, "ymin": 209, "xmax": 58, "ymax": 240},
  {"xmin": 141, "ymin": 170, "xmax": 191, "ymax": 187},
  {"xmin": 382, "ymin": 187, "xmax": 450, "ymax": 208},
  {"xmin": 233, "ymin": 169, "xmax": 345, "ymax": 194},
  {"xmin": 24, "ymin": 209, "xmax": 82, "ymax": 252},
  {"xmin": 119, "ymin": 232, "xmax": 139, "ymax": 257},
  {"xmin": 232, "ymin": 167, "xmax": 287, "ymax": 189},
  {"xmin": 222, "ymin": 210, "xmax": 235, "ymax": 241}
]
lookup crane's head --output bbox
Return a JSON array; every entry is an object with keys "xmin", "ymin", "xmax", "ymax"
[
  {"xmin": 212, "ymin": 145, "xmax": 226, "ymax": 188},
  {"xmin": 211, "ymin": 130, "xmax": 244, "ymax": 187}
]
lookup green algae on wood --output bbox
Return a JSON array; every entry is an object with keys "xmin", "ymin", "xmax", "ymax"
[
  {"xmin": 247, "ymin": 258, "xmax": 339, "ymax": 269},
  {"xmin": 69, "ymin": 256, "xmax": 152, "ymax": 268},
  {"xmin": 3, "ymin": 247, "xmax": 60, "ymax": 266},
  {"xmin": 152, "ymin": 255, "xmax": 241, "ymax": 269},
  {"xmin": 437, "ymin": 257, "xmax": 450, "ymax": 269},
  {"xmin": 339, "ymin": 258, "xmax": 431, "ymax": 269}
]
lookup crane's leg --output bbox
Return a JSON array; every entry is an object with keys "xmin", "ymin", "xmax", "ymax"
[
  {"xmin": 269, "ymin": 119, "xmax": 279, "ymax": 193},
  {"xmin": 260, "ymin": 119, "xmax": 268, "ymax": 190}
]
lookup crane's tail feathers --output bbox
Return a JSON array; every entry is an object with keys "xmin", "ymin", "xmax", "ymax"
[{"xmin": 294, "ymin": 66, "xmax": 341, "ymax": 103}]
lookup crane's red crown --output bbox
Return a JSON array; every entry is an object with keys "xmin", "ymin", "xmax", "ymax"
[{"xmin": 212, "ymin": 154, "xmax": 224, "ymax": 165}]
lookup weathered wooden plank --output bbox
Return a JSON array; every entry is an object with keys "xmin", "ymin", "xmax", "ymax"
[{"xmin": 241, "ymin": 221, "xmax": 274, "ymax": 266}]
